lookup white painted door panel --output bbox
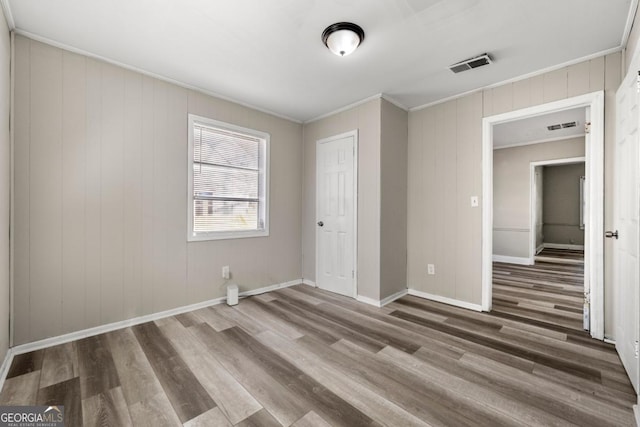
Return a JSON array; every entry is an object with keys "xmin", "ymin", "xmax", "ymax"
[
  {"xmin": 614, "ymin": 66, "xmax": 640, "ymax": 393},
  {"xmin": 316, "ymin": 133, "xmax": 356, "ymax": 297}
]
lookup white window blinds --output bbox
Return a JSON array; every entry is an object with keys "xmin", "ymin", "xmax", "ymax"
[{"xmin": 189, "ymin": 116, "xmax": 269, "ymax": 240}]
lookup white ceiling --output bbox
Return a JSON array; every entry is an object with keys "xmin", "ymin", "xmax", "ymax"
[
  {"xmin": 4, "ymin": 0, "xmax": 635, "ymax": 122},
  {"xmin": 493, "ymin": 107, "xmax": 586, "ymax": 149}
]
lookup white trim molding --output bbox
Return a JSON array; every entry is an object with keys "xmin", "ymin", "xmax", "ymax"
[
  {"xmin": 408, "ymin": 289, "xmax": 482, "ymax": 312},
  {"xmin": 357, "ymin": 289, "xmax": 408, "ymax": 308},
  {"xmin": 482, "ymin": 91, "xmax": 605, "ymax": 340},
  {"xmin": 634, "ymin": 401, "xmax": 640, "ymax": 427},
  {"xmin": 0, "ymin": 349, "xmax": 13, "ymax": 394},
  {"xmin": 492, "ymin": 255, "xmax": 532, "ymax": 266},
  {"xmin": 0, "ymin": 0, "xmax": 14, "ymax": 30},
  {"xmin": 4, "ymin": 279, "xmax": 302, "ymax": 359}
]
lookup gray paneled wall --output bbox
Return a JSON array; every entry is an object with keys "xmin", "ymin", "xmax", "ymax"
[
  {"xmin": 380, "ymin": 100, "xmax": 408, "ymax": 300},
  {"xmin": 13, "ymin": 36, "xmax": 303, "ymax": 345},
  {"xmin": 543, "ymin": 162, "xmax": 586, "ymax": 245},
  {"xmin": 493, "ymin": 138, "xmax": 585, "ymax": 258},
  {"xmin": 407, "ymin": 52, "xmax": 621, "ymax": 338},
  {"xmin": 0, "ymin": 9, "xmax": 10, "ymax": 361}
]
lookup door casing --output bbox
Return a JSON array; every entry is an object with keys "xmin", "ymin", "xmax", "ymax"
[{"xmin": 482, "ymin": 91, "xmax": 605, "ymax": 340}]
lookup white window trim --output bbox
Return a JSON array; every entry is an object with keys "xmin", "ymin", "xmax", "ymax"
[{"xmin": 187, "ymin": 114, "xmax": 270, "ymax": 242}]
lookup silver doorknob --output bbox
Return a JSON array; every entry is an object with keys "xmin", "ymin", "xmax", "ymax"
[
  {"xmin": 605, "ymin": 230, "xmax": 619, "ymax": 239},
  {"xmin": 317, "ymin": 221, "xmax": 324, "ymax": 227}
]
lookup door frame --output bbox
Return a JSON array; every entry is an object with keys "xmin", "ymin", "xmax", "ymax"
[
  {"xmin": 528, "ymin": 156, "xmax": 586, "ymax": 264},
  {"xmin": 315, "ymin": 129, "xmax": 359, "ymax": 298},
  {"xmin": 482, "ymin": 91, "xmax": 605, "ymax": 340}
]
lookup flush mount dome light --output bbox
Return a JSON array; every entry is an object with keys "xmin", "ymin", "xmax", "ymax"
[{"xmin": 322, "ymin": 22, "xmax": 365, "ymax": 57}]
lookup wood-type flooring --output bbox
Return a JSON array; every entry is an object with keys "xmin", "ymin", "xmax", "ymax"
[
  {"xmin": 493, "ymin": 249, "xmax": 585, "ymax": 331},
  {"xmin": 0, "ymin": 262, "xmax": 636, "ymax": 426}
]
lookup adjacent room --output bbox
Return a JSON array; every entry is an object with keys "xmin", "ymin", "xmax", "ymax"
[{"xmin": 0, "ymin": 1, "xmax": 639, "ymax": 426}]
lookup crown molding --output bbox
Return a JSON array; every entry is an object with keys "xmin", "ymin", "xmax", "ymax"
[
  {"xmin": 0, "ymin": 0, "xmax": 14, "ymax": 30},
  {"xmin": 14, "ymin": 29, "xmax": 303, "ymax": 124}
]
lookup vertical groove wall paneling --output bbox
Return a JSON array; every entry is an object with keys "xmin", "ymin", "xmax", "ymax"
[
  {"xmin": 12, "ymin": 36, "xmax": 303, "ymax": 345},
  {"xmin": 61, "ymin": 51, "xmax": 86, "ymax": 334},
  {"xmin": 30, "ymin": 42, "xmax": 63, "ymax": 341},
  {"xmin": 13, "ymin": 35, "xmax": 31, "ymax": 342}
]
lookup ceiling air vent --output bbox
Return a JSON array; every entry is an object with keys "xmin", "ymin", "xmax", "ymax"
[
  {"xmin": 547, "ymin": 121, "xmax": 578, "ymax": 131},
  {"xmin": 449, "ymin": 53, "xmax": 493, "ymax": 73}
]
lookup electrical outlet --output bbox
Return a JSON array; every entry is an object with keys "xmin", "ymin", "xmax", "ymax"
[
  {"xmin": 427, "ymin": 264, "xmax": 435, "ymax": 275},
  {"xmin": 470, "ymin": 196, "xmax": 479, "ymax": 207},
  {"xmin": 222, "ymin": 265, "xmax": 230, "ymax": 280}
]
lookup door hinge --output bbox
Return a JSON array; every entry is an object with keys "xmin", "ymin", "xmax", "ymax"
[
  {"xmin": 584, "ymin": 292, "xmax": 590, "ymax": 304},
  {"xmin": 635, "ymin": 340, "xmax": 639, "ymax": 358},
  {"xmin": 637, "ymin": 71, "xmax": 640, "ymax": 92},
  {"xmin": 584, "ymin": 122, "xmax": 591, "ymax": 134}
]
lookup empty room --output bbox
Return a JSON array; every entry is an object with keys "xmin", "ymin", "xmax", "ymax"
[{"xmin": 0, "ymin": 1, "xmax": 639, "ymax": 426}]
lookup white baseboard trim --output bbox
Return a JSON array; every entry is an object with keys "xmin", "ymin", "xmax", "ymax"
[
  {"xmin": 407, "ymin": 289, "xmax": 483, "ymax": 312},
  {"xmin": 380, "ymin": 289, "xmax": 409, "ymax": 307},
  {"xmin": 7, "ymin": 279, "xmax": 303, "ymax": 358},
  {"xmin": 301, "ymin": 279, "xmax": 316, "ymax": 287},
  {"xmin": 0, "ymin": 349, "xmax": 14, "ymax": 394},
  {"xmin": 543, "ymin": 243, "xmax": 585, "ymax": 250},
  {"xmin": 603, "ymin": 338, "xmax": 616, "ymax": 345},
  {"xmin": 536, "ymin": 245, "xmax": 545, "ymax": 255},
  {"xmin": 634, "ymin": 402, "xmax": 639, "ymax": 427},
  {"xmin": 356, "ymin": 295, "xmax": 381, "ymax": 307},
  {"xmin": 492, "ymin": 255, "xmax": 532, "ymax": 265},
  {"xmin": 356, "ymin": 289, "xmax": 408, "ymax": 308}
]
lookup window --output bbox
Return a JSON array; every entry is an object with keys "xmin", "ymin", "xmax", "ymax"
[{"xmin": 188, "ymin": 114, "xmax": 269, "ymax": 241}]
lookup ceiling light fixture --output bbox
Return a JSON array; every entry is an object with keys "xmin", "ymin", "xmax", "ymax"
[{"xmin": 322, "ymin": 22, "xmax": 365, "ymax": 57}]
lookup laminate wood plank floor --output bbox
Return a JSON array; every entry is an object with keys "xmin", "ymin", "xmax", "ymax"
[
  {"xmin": 493, "ymin": 248, "xmax": 586, "ymax": 332},
  {"xmin": 1, "ymin": 281, "xmax": 636, "ymax": 426}
]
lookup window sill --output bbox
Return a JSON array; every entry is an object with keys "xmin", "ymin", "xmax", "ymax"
[{"xmin": 188, "ymin": 229, "xmax": 269, "ymax": 242}]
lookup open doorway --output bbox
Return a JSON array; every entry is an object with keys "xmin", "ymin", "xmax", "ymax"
[{"xmin": 482, "ymin": 92, "xmax": 605, "ymax": 340}]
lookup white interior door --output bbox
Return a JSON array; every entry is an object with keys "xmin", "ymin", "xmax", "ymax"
[
  {"xmin": 613, "ymin": 66, "xmax": 640, "ymax": 393},
  {"xmin": 316, "ymin": 131, "xmax": 357, "ymax": 297}
]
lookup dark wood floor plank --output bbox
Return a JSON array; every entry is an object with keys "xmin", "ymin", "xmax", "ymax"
[
  {"xmin": 37, "ymin": 377, "xmax": 83, "ymax": 427},
  {"xmin": 256, "ymin": 330, "xmax": 429, "ymax": 427},
  {"xmin": 279, "ymin": 293, "xmax": 420, "ymax": 353},
  {"xmin": 235, "ymin": 408, "xmax": 282, "ymax": 427},
  {"xmin": 6, "ymin": 349, "xmax": 44, "ymax": 379},
  {"xmin": 221, "ymin": 326, "xmax": 376, "ymax": 427},
  {"xmin": 271, "ymin": 294, "xmax": 387, "ymax": 352},
  {"xmin": 131, "ymin": 321, "xmax": 215, "ymax": 423},
  {"xmin": 190, "ymin": 322, "xmax": 310, "ymax": 426},
  {"xmin": 379, "ymin": 345, "xmax": 575, "ymax": 427},
  {"xmin": 390, "ymin": 309, "xmax": 601, "ymax": 382},
  {"xmin": 157, "ymin": 316, "xmax": 262, "ymax": 424},
  {"xmin": 76, "ymin": 334, "xmax": 120, "ymax": 399}
]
